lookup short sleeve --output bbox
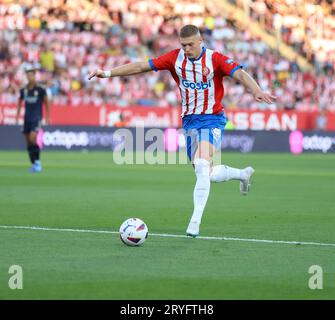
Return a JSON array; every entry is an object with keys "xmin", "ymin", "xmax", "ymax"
[
  {"xmin": 213, "ymin": 52, "xmax": 243, "ymax": 77},
  {"xmin": 148, "ymin": 49, "xmax": 179, "ymax": 72}
]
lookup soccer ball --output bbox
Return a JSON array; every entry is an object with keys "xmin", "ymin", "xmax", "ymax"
[{"xmin": 119, "ymin": 218, "xmax": 148, "ymax": 246}]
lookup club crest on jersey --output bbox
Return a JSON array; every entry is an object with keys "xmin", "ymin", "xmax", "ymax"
[
  {"xmin": 182, "ymin": 79, "xmax": 211, "ymax": 90},
  {"xmin": 202, "ymin": 67, "xmax": 210, "ymax": 77}
]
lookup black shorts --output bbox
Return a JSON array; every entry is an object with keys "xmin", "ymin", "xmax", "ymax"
[{"xmin": 21, "ymin": 120, "xmax": 42, "ymax": 134}]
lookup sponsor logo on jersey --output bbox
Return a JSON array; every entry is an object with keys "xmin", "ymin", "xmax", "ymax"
[
  {"xmin": 25, "ymin": 97, "xmax": 39, "ymax": 103},
  {"xmin": 181, "ymin": 79, "xmax": 212, "ymax": 90}
]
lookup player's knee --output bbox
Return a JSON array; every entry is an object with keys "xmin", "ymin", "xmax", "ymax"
[
  {"xmin": 194, "ymin": 158, "xmax": 211, "ymax": 176},
  {"xmin": 196, "ymin": 145, "xmax": 214, "ymax": 161},
  {"xmin": 28, "ymin": 134, "xmax": 37, "ymax": 145}
]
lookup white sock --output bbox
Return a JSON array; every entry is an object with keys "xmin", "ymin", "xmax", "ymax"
[
  {"xmin": 210, "ymin": 165, "xmax": 244, "ymax": 182},
  {"xmin": 190, "ymin": 158, "xmax": 211, "ymax": 224}
]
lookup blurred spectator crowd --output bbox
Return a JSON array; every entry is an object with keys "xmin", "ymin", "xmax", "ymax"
[
  {"xmin": 0, "ymin": 0, "xmax": 334, "ymax": 112},
  {"xmin": 234, "ymin": 0, "xmax": 335, "ymax": 73}
]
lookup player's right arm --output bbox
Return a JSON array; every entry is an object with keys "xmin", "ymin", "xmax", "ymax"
[
  {"xmin": 88, "ymin": 49, "xmax": 179, "ymax": 80},
  {"xmin": 88, "ymin": 61, "xmax": 152, "ymax": 80}
]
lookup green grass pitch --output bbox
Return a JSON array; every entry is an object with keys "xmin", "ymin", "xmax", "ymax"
[{"xmin": 0, "ymin": 151, "xmax": 334, "ymax": 299}]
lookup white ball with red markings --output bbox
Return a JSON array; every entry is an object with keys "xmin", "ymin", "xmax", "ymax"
[{"xmin": 119, "ymin": 218, "xmax": 148, "ymax": 246}]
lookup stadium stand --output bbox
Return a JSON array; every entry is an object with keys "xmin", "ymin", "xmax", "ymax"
[
  {"xmin": 233, "ymin": 0, "xmax": 335, "ymax": 72},
  {"xmin": 0, "ymin": 0, "xmax": 334, "ymax": 111}
]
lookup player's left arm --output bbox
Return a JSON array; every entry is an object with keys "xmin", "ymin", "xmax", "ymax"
[{"xmin": 232, "ymin": 69, "xmax": 277, "ymax": 104}]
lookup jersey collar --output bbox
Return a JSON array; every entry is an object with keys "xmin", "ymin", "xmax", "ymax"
[{"xmin": 187, "ymin": 46, "xmax": 206, "ymax": 62}]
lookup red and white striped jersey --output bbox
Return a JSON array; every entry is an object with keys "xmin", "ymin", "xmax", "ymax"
[{"xmin": 149, "ymin": 47, "xmax": 242, "ymax": 117}]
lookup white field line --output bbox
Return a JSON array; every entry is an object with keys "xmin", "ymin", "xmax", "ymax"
[{"xmin": 1, "ymin": 225, "xmax": 335, "ymax": 248}]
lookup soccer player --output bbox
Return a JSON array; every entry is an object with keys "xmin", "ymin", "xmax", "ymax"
[
  {"xmin": 16, "ymin": 67, "xmax": 49, "ymax": 173},
  {"xmin": 88, "ymin": 25, "xmax": 276, "ymax": 237}
]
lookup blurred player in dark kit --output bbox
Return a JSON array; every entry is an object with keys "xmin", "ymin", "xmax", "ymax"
[{"xmin": 16, "ymin": 67, "xmax": 49, "ymax": 172}]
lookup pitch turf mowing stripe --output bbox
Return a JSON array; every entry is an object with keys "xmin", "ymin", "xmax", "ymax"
[
  {"xmin": 1, "ymin": 225, "xmax": 335, "ymax": 248},
  {"xmin": 1, "ymin": 162, "xmax": 335, "ymax": 177}
]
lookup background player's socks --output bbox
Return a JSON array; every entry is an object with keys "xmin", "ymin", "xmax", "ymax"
[
  {"xmin": 27, "ymin": 145, "xmax": 35, "ymax": 164},
  {"xmin": 210, "ymin": 165, "xmax": 244, "ymax": 182},
  {"xmin": 27, "ymin": 144, "xmax": 42, "ymax": 172},
  {"xmin": 187, "ymin": 158, "xmax": 211, "ymax": 235},
  {"xmin": 31, "ymin": 144, "xmax": 40, "ymax": 162}
]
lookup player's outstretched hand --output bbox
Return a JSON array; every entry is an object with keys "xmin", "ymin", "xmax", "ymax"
[
  {"xmin": 88, "ymin": 70, "xmax": 106, "ymax": 80},
  {"xmin": 254, "ymin": 91, "xmax": 277, "ymax": 104}
]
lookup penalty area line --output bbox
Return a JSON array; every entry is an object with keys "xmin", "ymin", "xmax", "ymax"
[{"xmin": 0, "ymin": 225, "xmax": 335, "ymax": 248}]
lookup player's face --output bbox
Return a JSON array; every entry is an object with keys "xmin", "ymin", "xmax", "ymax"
[
  {"xmin": 180, "ymin": 34, "xmax": 202, "ymax": 59},
  {"xmin": 26, "ymin": 71, "xmax": 36, "ymax": 83}
]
